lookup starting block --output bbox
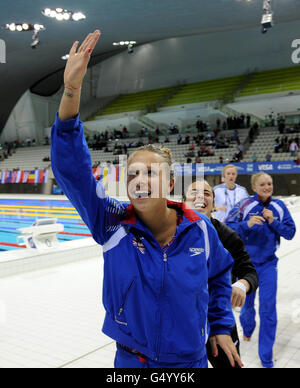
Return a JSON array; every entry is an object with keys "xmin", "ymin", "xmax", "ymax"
[{"xmin": 17, "ymin": 218, "xmax": 64, "ymax": 249}]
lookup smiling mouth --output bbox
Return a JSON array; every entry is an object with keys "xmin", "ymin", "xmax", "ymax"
[
  {"xmin": 134, "ymin": 190, "xmax": 151, "ymax": 199},
  {"xmin": 194, "ymin": 202, "xmax": 206, "ymax": 209}
]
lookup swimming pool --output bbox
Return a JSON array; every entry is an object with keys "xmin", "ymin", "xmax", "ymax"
[{"xmin": 0, "ymin": 198, "xmax": 91, "ymax": 251}]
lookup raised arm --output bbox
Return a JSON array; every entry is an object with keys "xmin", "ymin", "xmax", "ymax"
[
  {"xmin": 59, "ymin": 30, "xmax": 101, "ymax": 120},
  {"xmin": 51, "ymin": 30, "xmax": 125, "ymax": 246}
]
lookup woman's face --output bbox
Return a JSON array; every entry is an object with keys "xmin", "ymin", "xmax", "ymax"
[
  {"xmin": 252, "ymin": 174, "xmax": 273, "ymax": 201},
  {"xmin": 185, "ymin": 181, "xmax": 214, "ymax": 218},
  {"xmin": 127, "ymin": 151, "xmax": 173, "ymax": 212},
  {"xmin": 224, "ymin": 167, "xmax": 237, "ymax": 187}
]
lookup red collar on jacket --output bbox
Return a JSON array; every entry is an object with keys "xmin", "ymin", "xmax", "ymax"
[
  {"xmin": 256, "ymin": 194, "xmax": 272, "ymax": 206},
  {"xmin": 122, "ymin": 200, "xmax": 202, "ymax": 226}
]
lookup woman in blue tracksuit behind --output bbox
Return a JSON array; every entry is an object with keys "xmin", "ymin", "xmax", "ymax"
[
  {"xmin": 226, "ymin": 172, "xmax": 296, "ymax": 368},
  {"xmin": 51, "ymin": 30, "xmax": 242, "ymax": 368}
]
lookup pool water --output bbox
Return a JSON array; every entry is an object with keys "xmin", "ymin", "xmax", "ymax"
[{"xmin": 0, "ymin": 199, "xmax": 92, "ymax": 251}]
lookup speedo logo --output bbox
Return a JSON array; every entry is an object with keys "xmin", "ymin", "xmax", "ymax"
[{"xmin": 189, "ymin": 247, "xmax": 205, "ymax": 257}]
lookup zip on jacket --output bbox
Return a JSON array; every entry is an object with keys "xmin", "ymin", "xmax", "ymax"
[{"xmin": 51, "ymin": 113, "xmax": 235, "ymax": 363}]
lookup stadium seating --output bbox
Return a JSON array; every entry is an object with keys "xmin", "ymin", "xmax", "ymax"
[
  {"xmin": 0, "ymin": 128, "xmax": 250, "ymax": 171},
  {"xmin": 0, "ymin": 146, "xmax": 51, "ymax": 171},
  {"xmin": 238, "ymin": 66, "xmax": 300, "ymax": 98},
  {"xmin": 161, "ymin": 75, "xmax": 244, "ymax": 107},
  {"xmin": 244, "ymin": 127, "xmax": 299, "ymax": 162},
  {"xmin": 1, "ymin": 126, "xmax": 298, "ymax": 173},
  {"xmin": 97, "ymin": 86, "xmax": 177, "ymax": 116},
  {"xmin": 93, "ymin": 66, "xmax": 300, "ymax": 118}
]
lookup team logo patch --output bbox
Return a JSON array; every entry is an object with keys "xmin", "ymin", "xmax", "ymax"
[
  {"xmin": 133, "ymin": 237, "xmax": 145, "ymax": 254},
  {"xmin": 189, "ymin": 247, "xmax": 205, "ymax": 257}
]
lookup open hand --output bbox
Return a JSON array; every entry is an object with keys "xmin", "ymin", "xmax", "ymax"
[
  {"xmin": 64, "ymin": 30, "xmax": 101, "ymax": 89},
  {"xmin": 209, "ymin": 335, "xmax": 244, "ymax": 368}
]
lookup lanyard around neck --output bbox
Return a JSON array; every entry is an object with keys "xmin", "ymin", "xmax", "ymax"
[{"xmin": 225, "ymin": 186, "xmax": 236, "ymax": 209}]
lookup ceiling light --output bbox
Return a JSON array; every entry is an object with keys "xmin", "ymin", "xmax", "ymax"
[
  {"xmin": 72, "ymin": 12, "xmax": 86, "ymax": 21},
  {"xmin": 42, "ymin": 8, "xmax": 86, "ymax": 22},
  {"xmin": 44, "ymin": 8, "xmax": 51, "ymax": 16},
  {"xmin": 2, "ymin": 23, "xmax": 45, "ymax": 32},
  {"xmin": 112, "ymin": 41, "xmax": 137, "ymax": 54}
]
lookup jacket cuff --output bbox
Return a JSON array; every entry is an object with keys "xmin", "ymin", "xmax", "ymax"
[
  {"xmin": 209, "ymin": 325, "xmax": 233, "ymax": 337},
  {"xmin": 240, "ymin": 220, "xmax": 250, "ymax": 232},
  {"xmin": 268, "ymin": 219, "xmax": 280, "ymax": 231},
  {"xmin": 55, "ymin": 112, "xmax": 80, "ymax": 131}
]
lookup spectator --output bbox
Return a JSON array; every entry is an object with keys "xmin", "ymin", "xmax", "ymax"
[
  {"xmin": 290, "ymin": 140, "xmax": 299, "ymax": 156},
  {"xmin": 274, "ymin": 142, "xmax": 280, "ymax": 154},
  {"xmin": 246, "ymin": 114, "xmax": 251, "ymax": 128},
  {"xmin": 252, "ymin": 155, "xmax": 257, "ymax": 162},
  {"xmin": 266, "ymin": 154, "xmax": 272, "ymax": 162}
]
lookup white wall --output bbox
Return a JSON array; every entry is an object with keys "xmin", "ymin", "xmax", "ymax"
[{"xmin": 0, "ymin": 91, "xmax": 38, "ymax": 143}]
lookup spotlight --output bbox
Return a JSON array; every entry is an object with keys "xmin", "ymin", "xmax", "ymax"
[
  {"xmin": 31, "ymin": 29, "xmax": 40, "ymax": 49},
  {"xmin": 127, "ymin": 43, "xmax": 134, "ymax": 54},
  {"xmin": 261, "ymin": 0, "xmax": 273, "ymax": 34},
  {"xmin": 31, "ymin": 37, "xmax": 40, "ymax": 49}
]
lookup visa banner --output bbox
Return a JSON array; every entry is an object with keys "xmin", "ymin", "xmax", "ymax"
[{"xmin": 174, "ymin": 161, "xmax": 300, "ymax": 176}]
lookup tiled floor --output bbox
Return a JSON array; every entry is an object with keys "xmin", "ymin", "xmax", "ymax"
[{"xmin": 0, "ymin": 207, "xmax": 299, "ymax": 368}]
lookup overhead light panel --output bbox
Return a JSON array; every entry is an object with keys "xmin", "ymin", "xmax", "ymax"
[
  {"xmin": 113, "ymin": 40, "xmax": 137, "ymax": 46},
  {"xmin": 42, "ymin": 8, "xmax": 86, "ymax": 22},
  {"xmin": 3, "ymin": 23, "xmax": 45, "ymax": 32}
]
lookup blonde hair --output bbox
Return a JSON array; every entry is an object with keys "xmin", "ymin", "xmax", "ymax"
[
  {"xmin": 128, "ymin": 144, "xmax": 174, "ymax": 180},
  {"xmin": 251, "ymin": 172, "xmax": 272, "ymax": 187},
  {"xmin": 222, "ymin": 164, "xmax": 238, "ymax": 177}
]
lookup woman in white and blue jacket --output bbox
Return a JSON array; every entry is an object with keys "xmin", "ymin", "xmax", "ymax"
[
  {"xmin": 226, "ymin": 172, "xmax": 296, "ymax": 368},
  {"xmin": 50, "ymin": 30, "xmax": 242, "ymax": 368}
]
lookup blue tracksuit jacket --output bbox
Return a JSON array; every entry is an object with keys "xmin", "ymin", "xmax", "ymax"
[
  {"xmin": 51, "ymin": 113, "xmax": 235, "ymax": 363},
  {"xmin": 226, "ymin": 194, "xmax": 296, "ymax": 264}
]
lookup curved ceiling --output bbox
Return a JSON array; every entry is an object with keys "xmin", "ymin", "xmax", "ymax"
[{"xmin": 1, "ymin": 0, "xmax": 300, "ymax": 133}]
